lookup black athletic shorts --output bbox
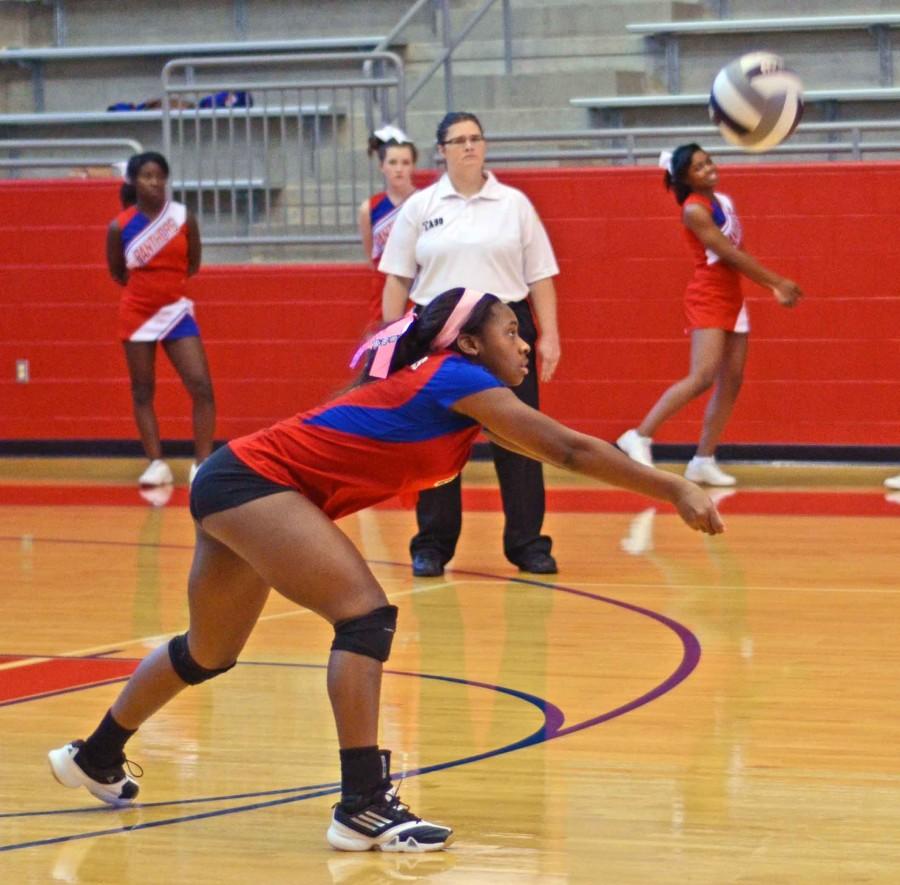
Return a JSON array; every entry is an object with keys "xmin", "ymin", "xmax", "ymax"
[{"xmin": 189, "ymin": 444, "xmax": 294, "ymax": 522}]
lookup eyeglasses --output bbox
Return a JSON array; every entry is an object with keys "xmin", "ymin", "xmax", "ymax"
[{"xmin": 441, "ymin": 135, "xmax": 485, "ymax": 147}]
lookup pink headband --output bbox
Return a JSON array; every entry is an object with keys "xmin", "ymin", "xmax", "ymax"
[
  {"xmin": 349, "ymin": 311, "xmax": 415, "ymax": 379},
  {"xmin": 431, "ymin": 288, "xmax": 487, "ymax": 351},
  {"xmin": 348, "ymin": 288, "xmax": 487, "ymax": 379}
]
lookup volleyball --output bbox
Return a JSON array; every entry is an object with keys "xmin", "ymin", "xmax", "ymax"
[{"xmin": 709, "ymin": 51, "xmax": 804, "ymax": 153}]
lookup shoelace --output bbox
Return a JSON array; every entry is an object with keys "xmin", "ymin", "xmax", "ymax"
[
  {"xmin": 123, "ymin": 757, "xmax": 144, "ymax": 779},
  {"xmin": 385, "ymin": 778, "xmax": 421, "ymax": 823}
]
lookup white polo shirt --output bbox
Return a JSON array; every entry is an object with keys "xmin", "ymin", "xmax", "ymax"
[{"xmin": 378, "ymin": 170, "xmax": 559, "ymax": 305}]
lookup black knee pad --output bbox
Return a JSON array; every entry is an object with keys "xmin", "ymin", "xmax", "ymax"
[
  {"xmin": 331, "ymin": 605, "xmax": 398, "ymax": 662},
  {"xmin": 168, "ymin": 633, "xmax": 235, "ymax": 685}
]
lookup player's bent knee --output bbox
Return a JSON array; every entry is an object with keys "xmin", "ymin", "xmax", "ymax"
[
  {"xmin": 331, "ymin": 605, "xmax": 398, "ymax": 662},
  {"xmin": 168, "ymin": 633, "xmax": 236, "ymax": 685}
]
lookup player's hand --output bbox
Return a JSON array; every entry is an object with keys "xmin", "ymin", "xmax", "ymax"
[
  {"xmin": 672, "ymin": 482, "xmax": 726, "ymax": 535},
  {"xmin": 537, "ymin": 334, "xmax": 560, "ymax": 382},
  {"xmin": 773, "ymin": 278, "xmax": 803, "ymax": 307}
]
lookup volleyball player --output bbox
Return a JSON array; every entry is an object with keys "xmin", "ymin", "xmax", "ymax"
[{"xmin": 49, "ymin": 288, "xmax": 723, "ymax": 852}]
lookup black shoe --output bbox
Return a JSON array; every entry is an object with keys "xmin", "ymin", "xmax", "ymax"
[
  {"xmin": 411, "ymin": 552, "xmax": 444, "ymax": 577},
  {"xmin": 515, "ymin": 551, "xmax": 558, "ymax": 574},
  {"xmin": 327, "ymin": 785, "xmax": 454, "ymax": 852}
]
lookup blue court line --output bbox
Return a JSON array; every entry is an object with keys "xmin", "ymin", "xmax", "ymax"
[
  {"xmin": 0, "ymin": 671, "xmax": 561, "ymax": 851},
  {"xmin": 0, "ymin": 552, "xmax": 700, "ymax": 853}
]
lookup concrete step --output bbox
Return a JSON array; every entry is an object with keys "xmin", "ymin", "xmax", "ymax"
[
  {"xmin": 407, "ymin": 66, "xmax": 639, "ymax": 114},
  {"xmin": 56, "ymin": 0, "xmax": 413, "ymax": 45},
  {"xmin": 723, "ymin": 0, "xmax": 888, "ymax": 15},
  {"xmin": 646, "ymin": 33, "xmax": 890, "ymax": 94},
  {"xmin": 403, "ymin": 34, "xmax": 644, "ymax": 66}
]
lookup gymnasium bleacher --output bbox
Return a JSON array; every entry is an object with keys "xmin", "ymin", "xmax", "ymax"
[{"xmin": 2, "ymin": 0, "xmax": 899, "ymax": 459}]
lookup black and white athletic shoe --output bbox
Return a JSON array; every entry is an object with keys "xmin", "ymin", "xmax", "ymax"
[
  {"xmin": 48, "ymin": 740, "xmax": 141, "ymax": 807},
  {"xmin": 327, "ymin": 787, "xmax": 453, "ymax": 852}
]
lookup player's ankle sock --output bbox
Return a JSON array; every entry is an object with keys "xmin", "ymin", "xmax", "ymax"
[
  {"xmin": 339, "ymin": 746, "xmax": 388, "ymax": 810},
  {"xmin": 82, "ymin": 709, "xmax": 137, "ymax": 768}
]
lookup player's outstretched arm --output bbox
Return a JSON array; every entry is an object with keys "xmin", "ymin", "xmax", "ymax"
[{"xmin": 456, "ymin": 387, "xmax": 724, "ymax": 535}]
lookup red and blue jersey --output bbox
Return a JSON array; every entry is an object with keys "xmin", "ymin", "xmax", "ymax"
[
  {"xmin": 682, "ymin": 191, "xmax": 746, "ymax": 331},
  {"xmin": 369, "ymin": 191, "xmax": 407, "ymax": 262},
  {"xmin": 116, "ymin": 201, "xmax": 194, "ymax": 340},
  {"xmin": 229, "ymin": 352, "xmax": 504, "ymax": 519}
]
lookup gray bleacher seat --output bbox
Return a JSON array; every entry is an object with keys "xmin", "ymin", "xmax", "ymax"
[
  {"xmin": 0, "ymin": 36, "xmax": 397, "ymax": 111},
  {"xmin": 627, "ymin": 14, "xmax": 900, "ymax": 92},
  {"xmin": 0, "ymin": 104, "xmax": 341, "ymax": 127},
  {"xmin": 571, "ymin": 86, "xmax": 900, "ymax": 124}
]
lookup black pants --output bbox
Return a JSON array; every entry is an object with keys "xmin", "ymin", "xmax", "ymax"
[{"xmin": 410, "ymin": 299, "xmax": 552, "ymax": 566}]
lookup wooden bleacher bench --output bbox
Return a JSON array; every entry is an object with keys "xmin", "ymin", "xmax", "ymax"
[
  {"xmin": 571, "ymin": 86, "xmax": 900, "ymax": 124},
  {"xmin": 626, "ymin": 13, "xmax": 900, "ymax": 92}
]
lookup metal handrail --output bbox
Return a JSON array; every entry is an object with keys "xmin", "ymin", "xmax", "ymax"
[
  {"xmin": 159, "ymin": 51, "xmax": 407, "ymax": 245},
  {"xmin": 481, "ymin": 119, "xmax": 900, "ymax": 164},
  {"xmin": 160, "ymin": 50, "xmax": 406, "ymax": 159},
  {"xmin": 368, "ymin": 0, "xmax": 511, "ymax": 120}
]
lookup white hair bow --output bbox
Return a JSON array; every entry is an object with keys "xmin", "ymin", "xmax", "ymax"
[
  {"xmin": 373, "ymin": 124, "xmax": 412, "ymax": 144},
  {"xmin": 658, "ymin": 150, "xmax": 674, "ymax": 175}
]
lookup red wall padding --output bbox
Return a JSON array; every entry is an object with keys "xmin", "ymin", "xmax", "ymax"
[{"xmin": 2, "ymin": 167, "xmax": 898, "ymax": 445}]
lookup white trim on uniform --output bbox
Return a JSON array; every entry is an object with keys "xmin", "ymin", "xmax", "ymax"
[
  {"xmin": 129, "ymin": 296, "xmax": 195, "ymax": 342},
  {"xmin": 378, "ymin": 171, "xmax": 559, "ymax": 305},
  {"xmin": 124, "ymin": 201, "xmax": 188, "ymax": 270},
  {"xmin": 704, "ymin": 191, "xmax": 742, "ymax": 267}
]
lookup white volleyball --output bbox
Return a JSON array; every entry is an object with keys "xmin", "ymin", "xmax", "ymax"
[{"xmin": 709, "ymin": 51, "xmax": 804, "ymax": 153}]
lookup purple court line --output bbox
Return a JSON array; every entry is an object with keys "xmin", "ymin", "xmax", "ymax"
[{"xmin": 1, "ymin": 552, "xmax": 701, "ymax": 852}]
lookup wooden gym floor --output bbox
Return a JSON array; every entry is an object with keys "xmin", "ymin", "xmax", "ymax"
[{"xmin": 1, "ymin": 458, "xmax": 898, "ymax": 884}]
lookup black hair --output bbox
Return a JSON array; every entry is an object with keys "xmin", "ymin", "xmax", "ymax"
[
  {"xmin": 436, "ymin": 111, "xmax": 483, "ymax": 145},
  {"xmin": 663, "ymin": 142, "xmax": 705, "ymax": 206},
  {"xmin": 367, "ymin": 134, "xmax": 418, "ymax": 163},
  {"xmin": 664, "ymin": 142, "xmax": 705, "ymax": 205},
  {"xmin": 120, "ymin": 150, "xmax": 170, "ymax": 207},
  {"xmin": 119, "ymin": 181, "xmax": 136, "ymax": 209},
  {"xmin": 356, "ymin": 288, "xmax": 500, "ymax": 384}
]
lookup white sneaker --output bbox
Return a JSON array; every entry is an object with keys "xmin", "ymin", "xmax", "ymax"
[
  {"xmin": 189, "ymin": 461, "xmax": 200, "ymax": 486},
  {"xmin": 884, "ymin": 474, "xmax": 900, "ymax": 490},
  {"xmin": 48, "ymin": 740, "xmax": 141, "ymax": 807},
  {"xmin": 707, "ymin": 488, "xmax": 737, "ymax": 507},
  {"xmin": 684, "ymin": 457, "xmax": 737, "ymax": 487},
  {"xmin": 138, "ymin": 459, "xmax": 173, "ymax": 486},
  {"xmin": 138, "ymin": 485, "xmax": 174, "ymax": 507},
  {"xmin": 617, "ymin": 429, "xmax": 654, "ymax": 467},
  {"xmin": 620, "ymin": 508, "xmax": 656, "ymax": 555}
]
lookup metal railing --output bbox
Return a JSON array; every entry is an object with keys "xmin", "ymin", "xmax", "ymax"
[
  {"xmin": 480, "ymin": 120, "xmax": 900, "ymax": 165},
  {"xmin": 161, "ymin": 51, "xmax": 405, "ymax": 244},
  {"xmin": 367, "ymin": 0, "xmax": 512, "ymax": 125}
]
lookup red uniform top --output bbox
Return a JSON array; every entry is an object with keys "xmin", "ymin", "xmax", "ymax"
[
  {"xmin": 116, "ymin": 201, "xmax": 190, "ymax": 338},
  {"xmin": 364, "ymin": 191, "xmax": 413, "ymax": 327},
  {"xmin": 229, "ymin": 352, "xmax": 504, "ymax": 520},
  {"xmin": 682, "ymin": 192, "xmax": 746, "ymax": 331}
]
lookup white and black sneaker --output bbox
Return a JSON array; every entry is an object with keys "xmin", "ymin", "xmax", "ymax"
[
  {"xmin": 48, "ymin": 740, "xmax": 141, "ymax": 807},
  {"xmin": 327, "ymin": 786, "xmax": 453, "ymax": 853}
]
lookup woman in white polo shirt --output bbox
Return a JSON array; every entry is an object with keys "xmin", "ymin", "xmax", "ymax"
[{"xmin": 379, "ymin": 111, "xmax": 561, "ymax": 577}]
